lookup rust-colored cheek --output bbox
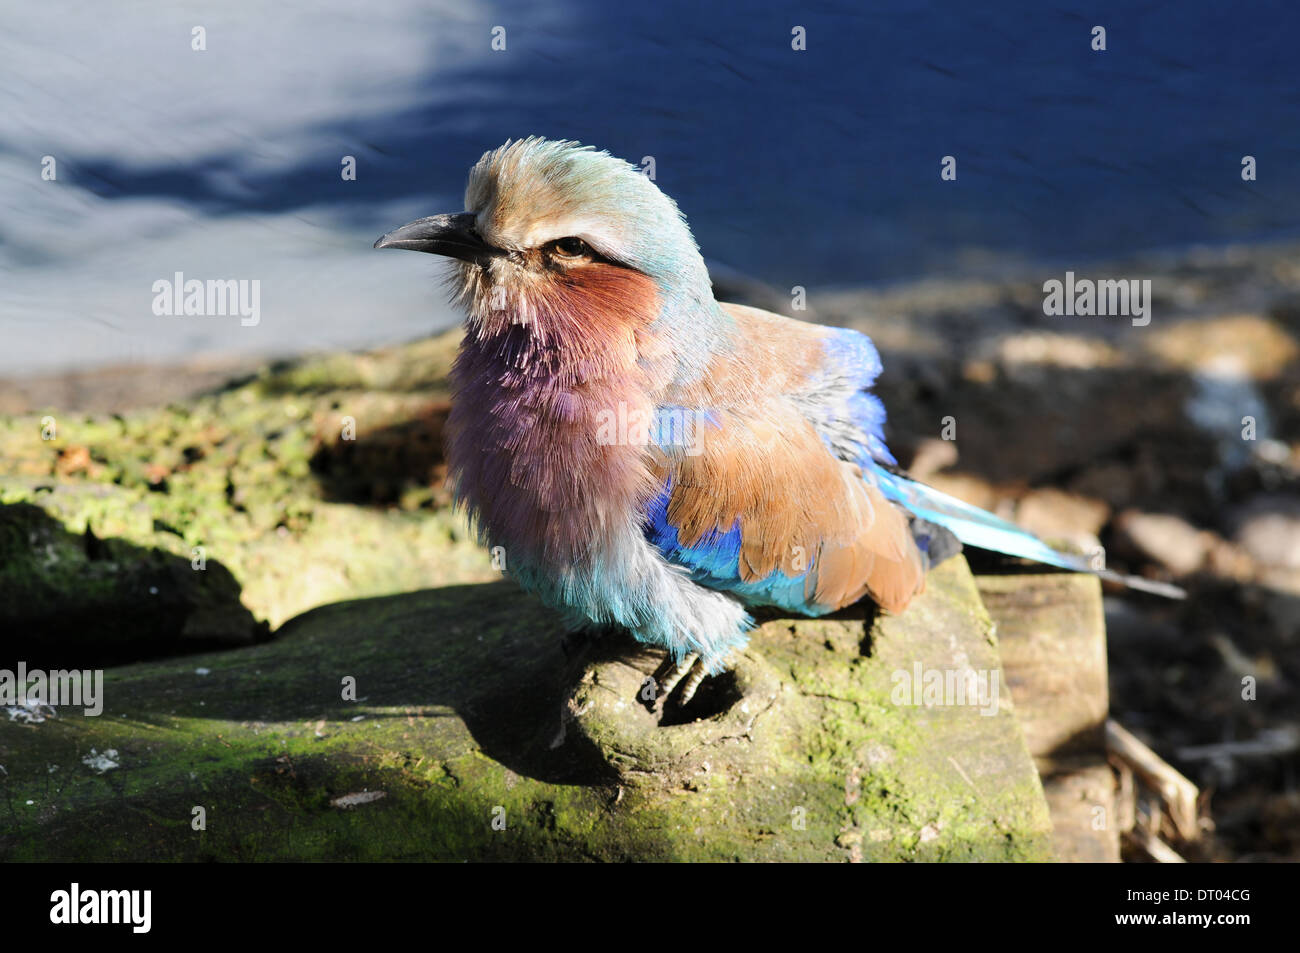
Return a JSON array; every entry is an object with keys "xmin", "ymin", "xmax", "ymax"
[
  {"xmin": 547, "ymin": 263, "xmax": 661, "ymax": 332},
  {"xmin": 524, "ymin": 263, "xmax": 665, "ymax": 374}
]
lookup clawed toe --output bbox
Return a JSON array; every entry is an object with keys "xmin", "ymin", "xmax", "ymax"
[{"xmin": 650, "ymin": 653, "xmax": 711, "ymax": 708}]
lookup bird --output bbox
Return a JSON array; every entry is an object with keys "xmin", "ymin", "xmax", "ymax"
[{"xmin": 376, "ymin": 137, "xmax": 1181, "ymax": 706}]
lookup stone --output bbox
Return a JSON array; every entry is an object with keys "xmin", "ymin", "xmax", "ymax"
[
  {"xmin": 0, "ymin": 490, "xmax": 264, "ymax": 667},
  {"xmin": 1232, "ymin": 496, "xmax": 1300, "ymax": 570},
  {"xmin": 1112, "ymin": 510, "xmax": 1212, "ymax": 576},
  {"xmin": 0, "ymin": 329, "xmax": 497, "ymax": 664},
  {"xmin": 1014, "ymin": 488, "xmax": 1110, "ymax": 541}
]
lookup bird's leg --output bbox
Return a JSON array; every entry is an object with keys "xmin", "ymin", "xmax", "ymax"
[
  {"xmin": 652, "ymin": 653, "xmax": 697, "ymax": 699},
  {"xmin": 677, "ymin": 659, "xmax": 710, "ymax": 705},
  {"xmin": 651, "ymin": 653, "xmax": 711, "ymax": 708}
]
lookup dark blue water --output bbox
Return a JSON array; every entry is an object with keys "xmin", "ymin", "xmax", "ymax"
[
  {"xmin": 75, "ymin": 0, "xmax": 1300, "ymax": 285},
  {"xmin": 3, "ymin": 0, "xmax": 1298, "ymax": 372}
]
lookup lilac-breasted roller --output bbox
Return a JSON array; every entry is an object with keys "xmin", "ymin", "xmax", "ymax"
[{"xmin": 376, "ymin": 138, "xmax": 1178, "ymax": 705}]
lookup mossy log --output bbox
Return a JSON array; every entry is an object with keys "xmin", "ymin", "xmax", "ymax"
[{"xmin": 0, "ymin": 557, "xmax": 1052, "ymax": 861}]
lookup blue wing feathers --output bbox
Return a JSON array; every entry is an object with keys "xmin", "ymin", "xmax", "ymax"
[
  {"xmin": 643, "ymin": 327, "xmax": 1184, "ymax": 611},
  {"xmin": 817, "ymin": 328, "xmax": 1095, "ymax": 571},
  {"xmin": 819, "ymin": 328, "xmax": 897, "ymax": 467},
  {"xmin": 643, "ymin": 479, "xmax": 832, "ymax": 615}
]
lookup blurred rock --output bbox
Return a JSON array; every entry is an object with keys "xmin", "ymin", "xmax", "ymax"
[
  {"xmin": 989, "ymin": 332, "xmax": 1123, "ymax": 373},
  {"xmin": 904, "ymin": 437, "xmax": 959, "ymax": 481},
  {"xmin": 1231, "ymin": 496, "xmax": 1300, "ymax": 570},
  {"xmin": 1203, "ymin": 537, "xmax": 1258, "ymax": 582},
  {"xmin": 1014, "ymin": 488, "xmax": 1110, "ymax": 540},
  {"xmin": 1144, "ymin": 314, "xmax": 1299, "ymax": 381},
  {"xmin": 1112, "ymin": 510, "xmax": 1212, "ymax": 576},
  {"xmin": 925, "ymin": 472, "xmax": 1002, "ymax": 513}
]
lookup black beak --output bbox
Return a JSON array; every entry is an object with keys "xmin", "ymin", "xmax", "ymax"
[{"xmin": 374, "ymin": 212, "xmax": 499, "ymax": 265}]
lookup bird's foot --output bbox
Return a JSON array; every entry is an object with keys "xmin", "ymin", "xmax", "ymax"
[{"xmin": 651, "ymin": 652, "xmax": 711, "ymax": 709}]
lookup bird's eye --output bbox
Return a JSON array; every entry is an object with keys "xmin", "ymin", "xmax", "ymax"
[{"xmin": 549, "ymin": 237, "xmax": 591, "ymax": 261}]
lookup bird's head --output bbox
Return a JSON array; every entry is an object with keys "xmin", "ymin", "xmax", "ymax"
[{"xmin": 375, "ymin": 138, "xmax": 717, "ymax": 346}]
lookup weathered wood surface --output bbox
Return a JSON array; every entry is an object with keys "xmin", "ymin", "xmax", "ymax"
[{"xmin": 977, "ymin": 572, "xmax": 1119, "ymax": 862}]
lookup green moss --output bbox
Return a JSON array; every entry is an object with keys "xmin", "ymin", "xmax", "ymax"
[
  {"xmin": 0, "ymin": 330, "xmax": 495, "ymax": 660},
  {"xmin": 0, "ymin": 562, "xmax": 1053, "ymax": 862}
]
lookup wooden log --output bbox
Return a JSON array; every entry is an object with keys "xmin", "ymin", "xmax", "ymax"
[
  {"xmin": 976, "ymin": 572, "xmax": 1119, "ymax": 862},
  {"xmin": 0, "ymin": 558, "xmax": 1054, "ymax": 862}
]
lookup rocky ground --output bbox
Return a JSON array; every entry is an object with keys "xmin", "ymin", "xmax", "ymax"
[{"xmin": 2, "ymin": 240, "xmax": 1298, "ymax": 860}]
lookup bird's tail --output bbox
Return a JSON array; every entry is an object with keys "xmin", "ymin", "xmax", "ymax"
[{"xmin": 874, "ymin": 467, "xmax": 1186, "ymax": 600}]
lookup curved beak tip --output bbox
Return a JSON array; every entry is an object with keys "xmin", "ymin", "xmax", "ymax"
[{"xmin": 370, "ymin": 213, "xmax": 495, "ymax": 264}]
